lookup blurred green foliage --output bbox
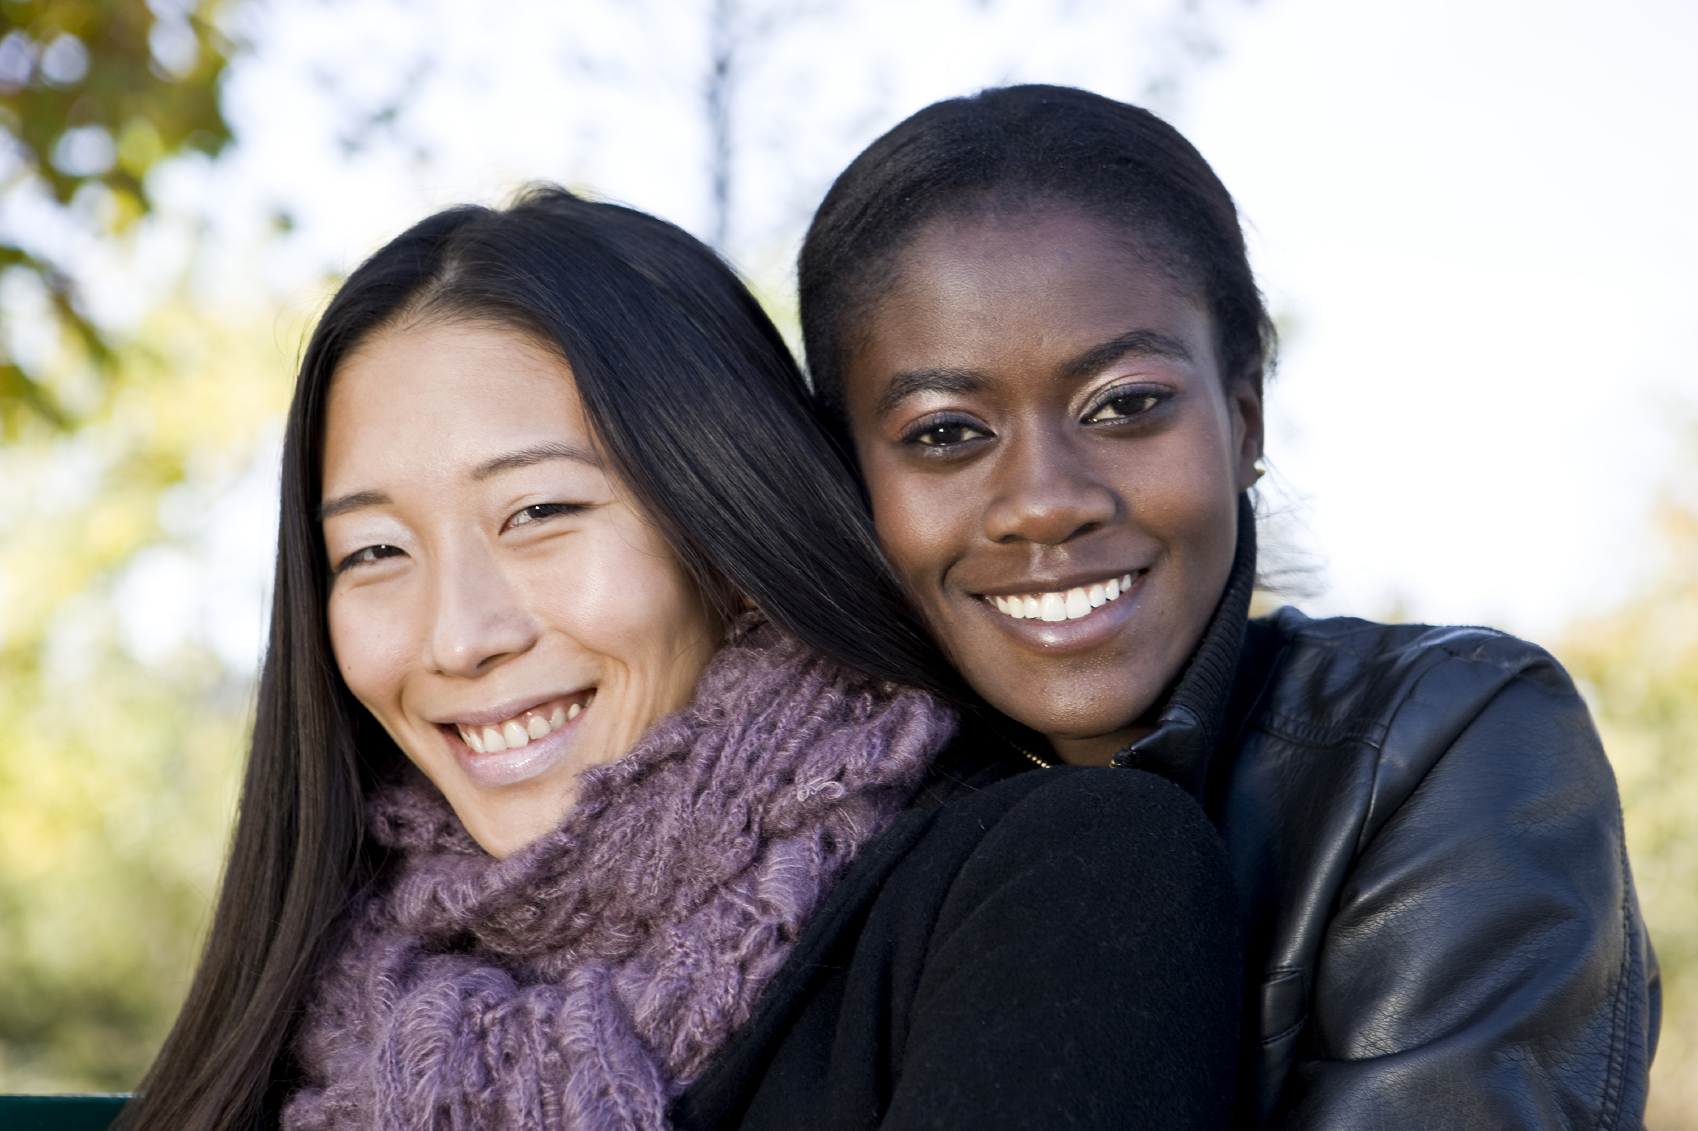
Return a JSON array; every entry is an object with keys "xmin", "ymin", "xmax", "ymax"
[
  {"xmin": 1558, "ymin": 475, "xmax": 1698, "ymax": 1131},
  {"xmin": 0, "ymin": 298, "xmax": 292, "ymax": 1089},
  {"xmin": 0, "ymin": 0, "xmax": 233, "ymax": 436}
]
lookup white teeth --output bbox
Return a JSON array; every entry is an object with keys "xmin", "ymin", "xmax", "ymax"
[
  {"xmin": 458, "ymin": 694, "xmax": 592, "ymax": 754},
  {"xmin": 988, "ymin": 573, "xmax": 1138, "ymax": 624},
  {"xmin": 1040, "ymin": 592, "xmax": 1067, "ymax": 621}
]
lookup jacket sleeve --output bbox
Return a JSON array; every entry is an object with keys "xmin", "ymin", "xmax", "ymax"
[
  {"xmin": 1281, "ymin": 656, "xmax": 1659, "ymax": 1130},
  {"xmin": 880, "ymin": 768, "xmax": 1242, "ymax": 1131}
]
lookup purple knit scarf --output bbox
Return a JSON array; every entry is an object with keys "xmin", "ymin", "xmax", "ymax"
[{"xmin": 283, "ymin": 618, "xmax": 956, "ymax": 1131}]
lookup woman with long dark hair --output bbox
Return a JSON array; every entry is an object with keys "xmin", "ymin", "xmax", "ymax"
[
  {"xmin": 116, "ymin": 186, "xmax": 1241, "ymax": 1131},
  {"xmin": 799, "ymin": 85, "xmax": 1659, "ymax": 1129}
]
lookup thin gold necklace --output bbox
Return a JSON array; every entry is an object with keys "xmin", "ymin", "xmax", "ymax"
[{"xmin": 1020, "ymin": 747, "xmax": 1053, "ymax": 770}]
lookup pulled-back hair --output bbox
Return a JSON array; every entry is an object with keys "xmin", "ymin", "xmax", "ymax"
[
  {"xmin": 800, "ymin": 84, "xmax": 1275, "ymax": 414},
  {"xmin": 117, "ymin": 186, "xmax": 955, "ymax": 1131}
]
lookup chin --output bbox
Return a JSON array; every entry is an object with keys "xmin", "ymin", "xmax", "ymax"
[{"xmin": 998, "ymin": 688, "xmax": 1140, "ymax": 744}]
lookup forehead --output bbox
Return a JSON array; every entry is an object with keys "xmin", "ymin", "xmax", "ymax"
[
  {"xmin": 323, "ymin": 321, "xmax": 588, "ymax": 480},
  {"xmin": 330, "ymin": 321, "xmax": 581, "ymax": 433},
  {"xmin": 849, "ymin": 205, "xmax": 1212, "ymax": 379}
]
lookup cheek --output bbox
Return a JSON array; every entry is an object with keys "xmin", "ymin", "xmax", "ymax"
[
  {"xmin": 528, "ymin": 525, "xmax": 715, "ymax": 679},
  {"xmin": 1129, "ymin": 428, "xmax": 1243, "ymax": 630},
  {"xmin": 326, "ymin": 590, "xmax": 412, "ymax": 709},
  {"xmin": 1132, "ymin": 405, "xmax": 1243, "ymax": 527},
  {"xmin": 862, "ymin": 456, "xmax": 953, "ymax": 589}
]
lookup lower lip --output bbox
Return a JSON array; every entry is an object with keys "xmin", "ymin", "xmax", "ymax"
[
  {"xmin": 447, "ymin": 714, "xmax": 584, "ymax": 787},
  {"xmin": 973, "ymin": 573, "xmax": 1148, "ymax": 654}
]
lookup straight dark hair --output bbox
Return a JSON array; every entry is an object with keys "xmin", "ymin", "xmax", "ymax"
[
  {"xmin": 116, "ymin": 186, "xmax": 957, "ymax": 1131},
  {"xmin": 799, "ymin": 84, "xmax": 1276, "ymax": 417}
]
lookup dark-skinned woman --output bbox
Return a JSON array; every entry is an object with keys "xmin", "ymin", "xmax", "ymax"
[{"xmin": 797, "ymin": 84, "xmax": 1659, "ymax": 1129}]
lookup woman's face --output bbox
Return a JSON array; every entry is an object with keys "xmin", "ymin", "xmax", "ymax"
[
  {"xmin": 841, "ymin": 205, "xmax": 1262, "ymax": 765},
  {"xmin": 321, "ymin": 320, "xmax": 720, "ymax": 857}
]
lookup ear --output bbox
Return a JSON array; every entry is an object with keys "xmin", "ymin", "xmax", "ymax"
[{"xmin": 1227, "ymin": 372, "xmax": 1265, "ymax": 494}]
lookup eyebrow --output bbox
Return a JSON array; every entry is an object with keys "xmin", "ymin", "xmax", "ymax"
[
  {"xmin": 1056, "ymin": 329, "xmax": 1195, "ymax": 383},
  {"xmin": 317, "ymin": 443, "xmax": 602, "ymax": 522},
  {"xmin": 471, "ymin": 441, "xmax": 602, "ymax": 480},
  {"xmin": 874, "ymin": 329, "xmax": 1195, "ymax": 417},
  {"xmin": 875, "ymin": 368, "xmax": 988, "ymax": 416},
  {"xmin": 317, "ymin": 490, "xmax": 390, "ymax": 522}
]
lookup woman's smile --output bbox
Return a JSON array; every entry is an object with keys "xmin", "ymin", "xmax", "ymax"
[
  {"xmin": 321, "ymin": 320, "xmax": 720, "ymax": 856},
  {"xmin": 842, "ymin": 203, "xmax": 1263, "ymax": 765},
  {"xmin": 980, "ymin": 571, "xmax": 1138, "ymax": 622},
  {"xmin": 431, "ymin": 688, "xmax": 599, "ymax": 786}
]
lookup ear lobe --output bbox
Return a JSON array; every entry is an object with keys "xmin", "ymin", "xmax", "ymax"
[{"xmin": 1228, "ymin": 375, "xmax": 1266, "ymax": 493}]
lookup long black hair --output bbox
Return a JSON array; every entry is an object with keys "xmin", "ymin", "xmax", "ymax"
[
  {"xmin": 799, "ymin": 84, "xmax": 1276, "ymax": 416},
  {"xmin": 117, "ymin": 186, "xmax": 957, "ymax": 1131}
]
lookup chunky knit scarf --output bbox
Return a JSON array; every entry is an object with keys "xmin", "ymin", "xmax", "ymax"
[{"xmin": 283, "ymin": 619, "xmax": 955, "ymax": 1131}]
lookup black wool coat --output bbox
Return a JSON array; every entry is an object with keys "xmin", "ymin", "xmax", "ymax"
[{"xmin": 673, "ymin": 764, "xmax": 1244, "ymax": 1131}]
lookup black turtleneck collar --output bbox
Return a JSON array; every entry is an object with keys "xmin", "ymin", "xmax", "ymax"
[{"xmin": 1109, "ymin": 493, "xmax": 1258, "ymax": 802}]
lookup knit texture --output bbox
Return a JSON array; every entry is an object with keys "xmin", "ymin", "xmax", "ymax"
[{"xmin": 283, "ymin": 618, "xmax": 956, "ymax": 1131}]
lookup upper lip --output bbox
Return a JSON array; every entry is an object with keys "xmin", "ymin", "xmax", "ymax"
[
  {"xmin": 970, "ymin": 567, "xmax": 1144, "ymax": 598},
  {"xmin": 428, "ymin": 690, "xmax": 589, "ymax": 728}
]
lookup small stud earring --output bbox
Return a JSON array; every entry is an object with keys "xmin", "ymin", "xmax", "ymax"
[{"xmin": 1253, "ymin": 458, "xmax": 1268, "ymax": 481}]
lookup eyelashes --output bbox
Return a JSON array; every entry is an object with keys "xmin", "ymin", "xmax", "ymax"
[
  {"xmin": 897, "ymin": 384, "xmax": 1171, "ymax": 453},
  {"xmin": 335, "ymin": 544, "xmax": 404, "ymax": 575},
  {"xmin": 1084, "ymin": 387, "xmax": 1167, "ymax": 424},
  {"xmin": 901, "ymin": 415, "xmax": 993, "ymax": 448},
  {"xmin": 506, "ymin": 502, "xmax": 585, "ymax": 529},
  {"xmin": 332, "ymin": 502, "xmax": 588, "ymax": 576}
]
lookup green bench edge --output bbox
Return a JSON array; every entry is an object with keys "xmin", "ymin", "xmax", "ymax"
[{"xmin": 0, "ymin": 1094, "xmax": 130, "ymax": 1131}]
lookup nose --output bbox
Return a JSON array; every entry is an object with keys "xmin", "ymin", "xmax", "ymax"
[
  {"xmin": 981, "ymin": 428, "xmax": 1118, "ymax": 546},
  {"xmin": 426, "ymin": 541, "xmax": 540, "ymax": 678}
]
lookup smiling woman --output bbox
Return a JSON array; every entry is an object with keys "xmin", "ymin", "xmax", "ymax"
[
  {"xmin": 109, "ymin": 186, "xmax": 1243, "ymax": 1131},
  {"xmin": 841, "ymin": 204, "xmax": 1259, "ymax": 765},
  {"xmin": 320, "ymin": 323, "xmax": 719, "ymax": 855},
  {"xmin": 801, "ymin": 84, "xmax": 1660, "ymax": 1129}
]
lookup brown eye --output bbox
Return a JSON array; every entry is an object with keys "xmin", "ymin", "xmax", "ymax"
[
  {"xmin": 1086, "ymin": 392, "xmax": 1162, "ymax": 423},
  {"xmin": 905, "ymin": 416, "xmax": 992, "ymax": 448},
  {"xmin": 506, "ymin": 502, "xmax": 583, "ymax": 530},
  {"xmin": 337, "ymin": 544, "xmax": 404, "ymax": 573},
  {"xmin": 917, "ymin": 422, "xmax": 987, "ymax": 446}
]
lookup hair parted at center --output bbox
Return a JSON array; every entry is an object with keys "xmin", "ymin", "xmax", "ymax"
[
  {"xmin": 116, "ymin": 185, "xmax": 958, "ymax": 1131},
  {"xmin": 799, "ymin": 84, "xmax": 1276, "ymax": 416}
]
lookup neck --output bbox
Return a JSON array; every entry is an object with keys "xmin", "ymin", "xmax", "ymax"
[{"xmin": 1050, "ymin": 723, "xmax": 1155, "ymax": 767}]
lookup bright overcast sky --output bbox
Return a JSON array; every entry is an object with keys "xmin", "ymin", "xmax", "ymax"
[{"xmin": 87, "ymin": 0, "xmax": 1698, "ymax": 669}]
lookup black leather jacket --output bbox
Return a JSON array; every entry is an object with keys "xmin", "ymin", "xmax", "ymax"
[{"xmin": 1117, "ymin": 498, "xmax": 1659, "ymax": 1128}]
